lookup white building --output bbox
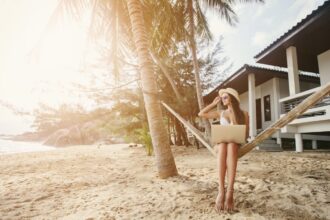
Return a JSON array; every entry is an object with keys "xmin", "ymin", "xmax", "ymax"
[
  {"xmin": 205, "ymin": 1, "xmax": 330, "ymax": 151},
  {"xmin": 254, "ymin": 1, "xmax": 330, "ymax": 152},
  {"xmin": 204, "ymin": 65, "xmax": 325, "ymax": 151}
]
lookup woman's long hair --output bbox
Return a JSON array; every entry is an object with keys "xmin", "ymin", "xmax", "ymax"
[{"xmin": 220, "ymin": 94, "xmax": 245, "ymax": 125}]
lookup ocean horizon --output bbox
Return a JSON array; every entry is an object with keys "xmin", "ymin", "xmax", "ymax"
[{"xmin": 0, "ymin": 138, "xmax": 55, "ymax": 154}]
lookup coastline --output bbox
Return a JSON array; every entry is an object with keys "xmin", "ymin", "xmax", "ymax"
[
  {"xmin": 0, "ymin": 144, "xmax": 329, "ymax": 219},
  {"xmin": 0, "ymin": 139, "xmax": 55, "ymax": 155}
]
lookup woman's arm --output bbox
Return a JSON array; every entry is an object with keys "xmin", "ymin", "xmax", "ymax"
[{"xmin": 198, "ymin": 96, "xmax": 221, "ymax": 119}]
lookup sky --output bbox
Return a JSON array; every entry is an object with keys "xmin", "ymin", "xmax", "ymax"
[
  {"xmin": 0, "ymin": 0, "xmax": 327, "ymax": 134},
  {"xmin": 207, "ymin": 0, "xmax": 327, "ymax": 70}
]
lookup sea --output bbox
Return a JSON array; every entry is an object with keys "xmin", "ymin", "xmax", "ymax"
[{"xmin": 0, "ymin": 138, "xmax": 55, "ymax": 154}]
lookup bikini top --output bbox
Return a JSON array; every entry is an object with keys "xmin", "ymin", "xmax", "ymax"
[{"xmin": 220, "ymin": 110, "xmax": 232, "ymax": 125}]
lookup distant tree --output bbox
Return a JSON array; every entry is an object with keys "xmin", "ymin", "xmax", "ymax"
[
  {"xmin": 31, "ymin": 103, "xmax": 112, "ymax": 136},
  {"xmin": 157, "ymin": 35, "xmax": 232, "ymax": 146}
]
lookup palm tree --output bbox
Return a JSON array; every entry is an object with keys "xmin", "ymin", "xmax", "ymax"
[
  {"xmin": 126, "ymin": 0, "xmax": 178, "ymax": 178},
  {"xmin": 48, "ymin": 0, "xmax": 179, "ymax": 178},
  {"xmin": 90, "ymin": 0, "xmax": 188, "ymax": 104}
]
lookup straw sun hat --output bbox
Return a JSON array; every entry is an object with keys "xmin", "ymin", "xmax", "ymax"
[{"xmin": 218, "ymin": 88, "xmax": 240, "ymax": 103}]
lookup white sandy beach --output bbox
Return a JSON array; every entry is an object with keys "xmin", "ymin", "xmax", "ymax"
[{"xmin": 0, "ymin": 144, "xmax": 329, "ymax": 220}]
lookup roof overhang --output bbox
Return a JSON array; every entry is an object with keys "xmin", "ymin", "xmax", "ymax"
[
  {"xmin": 254, "ymin": 1, "xmax": 330, "ymax": 73},
  {"xmin": 203, "ymin": 65, "xmax": 319, "ymax": 104}
]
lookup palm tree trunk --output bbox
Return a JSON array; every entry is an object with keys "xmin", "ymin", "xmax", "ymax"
[
  {"xmin": 126, "ymin": 0, "xmax": 178, "ymax": 178},
  {"xmin": 187, "ymin": 0, "xmax": 211, "ymax": 138}
]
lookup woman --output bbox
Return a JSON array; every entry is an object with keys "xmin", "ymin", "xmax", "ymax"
[{"xmin": 198, "ymin": 88, "xmax": 249, "ymax": 213}]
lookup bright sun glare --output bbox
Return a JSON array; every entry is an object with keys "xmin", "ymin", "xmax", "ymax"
[
  {"xmin": 0, "ymin": 0, "xmax": 95, "ymax": 133},
  {"xmin": 0, "ymin": 1, "xmax": 91, "ymax": 110}
]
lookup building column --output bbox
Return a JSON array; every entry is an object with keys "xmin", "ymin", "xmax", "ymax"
[
  {"xmin": 287, "ymin": 46, "xmax": 302, "ymax": 152},
  {"xmin": 317, "ymin": 50, "xmax": 330, "ymax": 86},
  {"xmin": 312, "ymin": 140, "xmax": 318, "ymax": 150},
  {"xmin": 248, "ymin": 73, "xmax": 257, "ymax": 140},
  {"xmin": 272, "ymin": 78, "xmax": 282, "ymax": 145},
  {"xmin": 286, "ymin": 46, "xmax": 300, "ymax": 96},
  {"xmin": 295, "ymin": 133, "xmax": 303, "ymax": 152}
]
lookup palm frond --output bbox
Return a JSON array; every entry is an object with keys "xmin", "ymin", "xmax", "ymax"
[
  {"xmin": 194, "ymin": 0, "xmax": 213, "ymax": 41},
  {"xmin": 237, "ymin": 0, "xmax": 264, "ymax": 3},
  {"xmin": 202, "ymin": 0, "xmax": 238, "ymax": 25}
]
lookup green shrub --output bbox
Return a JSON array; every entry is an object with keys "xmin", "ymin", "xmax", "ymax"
[{"xmin": 136, "ymin": 127, "xmax": 153, "ymax": 156}]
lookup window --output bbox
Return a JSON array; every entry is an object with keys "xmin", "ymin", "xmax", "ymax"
[{"xmin": 264, "ymin": 95, "xmax": 271, "ymax": 121}]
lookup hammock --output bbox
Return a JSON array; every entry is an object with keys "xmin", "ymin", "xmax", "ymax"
[
  {"xmin": 162, "ymin": 102, "xmax": 216, "ymax": 156},
  {"xmin": 162, "ymin": 82, "xmax": 330, "ymax": 159}
]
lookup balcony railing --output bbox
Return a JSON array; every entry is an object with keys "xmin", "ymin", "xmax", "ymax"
[{"xmin": 280, "ymin": 87, "xmax": 330, "ymax": 117}]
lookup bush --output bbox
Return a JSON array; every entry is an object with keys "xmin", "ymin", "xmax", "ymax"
[{"xmin": 136, "ymin": 127, "xmax": 153, "ymax": 156}]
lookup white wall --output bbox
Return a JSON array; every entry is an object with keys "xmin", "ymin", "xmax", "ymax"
[
  {"xmin": 279, "ymin": 78, "xmax": 290, "ymax": 98},
  {"xmin": 238, "ymin": 76, "xmax": 320, "ymax": 130},
  {"xmin": 318, "ymin": 49, "xmax": 330, "ymax": 86},
  {"xmin": 279, "ymin": 78, "xmax": 319, "ymax": 93},
  {"xmin": 240, "ymin": 92, "xmax": 249, "ymax": 112},
  {"xmin": 239, "ymin": 78, "xmax": 275, "ymax": 130},
  {"xmin": 279, "ymin": 78, "xmax": 290, "ymax": 113},
  {"xmin": 279, "ymin": 74, "xmax": 319, "ymax": 94}
]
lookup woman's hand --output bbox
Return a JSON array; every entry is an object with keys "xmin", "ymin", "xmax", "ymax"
[
  {"xmin": 198, "ymin": 96, "xmax": 221, "ymax": 119},
  {"xmin": 212, "ymin": 96, "xmax": 221, "ymax": 106}
]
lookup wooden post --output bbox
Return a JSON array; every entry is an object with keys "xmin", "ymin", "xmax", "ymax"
[
  {"xmin": 238, "ymin": 82, "xmax": 330, "ymax": 158},
  {"xmin": 286, "ymin": 46, "xmax": 300, "ymax": 95},
  {"xmin": 312, "ymin": 140, "xmax": 318, "ymax": 150},
  {"xmin": 248, "ymin": 73, "xmax": 257, "ymax": 139}
]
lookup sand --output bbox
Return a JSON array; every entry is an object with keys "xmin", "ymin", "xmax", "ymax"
[{"xmin": 0, "ymin": 144, "xmax": 329, "ymax": 220}]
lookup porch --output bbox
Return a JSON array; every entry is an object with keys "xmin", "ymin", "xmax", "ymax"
[{"xmin": 280, "ymin": 86, "xmax": 330, "ymax": 130}]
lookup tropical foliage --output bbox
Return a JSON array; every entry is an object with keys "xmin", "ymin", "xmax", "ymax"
[{"xmin": 26, "ymin": 0, "xmax": 264, "ymax": 178}]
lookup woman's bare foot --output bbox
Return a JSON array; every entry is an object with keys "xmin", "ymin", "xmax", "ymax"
[
  {"xmin": 214, "ymin": 190, "xmax": 225, "ymax": 213},
  {"xmin": 225, "ymin": 188, "xmax": 234, "ymax": 212}
]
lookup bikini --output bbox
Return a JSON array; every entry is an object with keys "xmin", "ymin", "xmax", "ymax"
[{"xmin": 220, "ymin": 110, "xmax": 231, "ymax": 125}]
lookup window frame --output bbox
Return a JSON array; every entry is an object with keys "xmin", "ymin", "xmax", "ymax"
[{"xmin": 264, "ymin": 95, "xmax": 271, "ymax": 122}]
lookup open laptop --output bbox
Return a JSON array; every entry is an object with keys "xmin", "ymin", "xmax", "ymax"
[{"xmin": 211, "ymin": 124, "xmax": 247, "ymax": 145}]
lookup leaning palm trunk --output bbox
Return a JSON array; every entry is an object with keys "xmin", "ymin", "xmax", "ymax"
[
  {"xmin": 187, "ymin": 0, "xmax": 211, "ymax": 138},
  {"xmin": 239, "ymin": 82, "xmax": 330, "ymax": 158},
  {"xmin": 126, "ymin": 0, "xmax": 178, "ymax": 178}
]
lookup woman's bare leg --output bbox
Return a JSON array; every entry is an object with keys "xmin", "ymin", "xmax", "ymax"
[
  {"xmin": 215, "ymin": 143, "xmax": 227, "ymax": 213},
  {"xmin": 225, "ymin": 142, "xmax": 239, "ymax": 212}
]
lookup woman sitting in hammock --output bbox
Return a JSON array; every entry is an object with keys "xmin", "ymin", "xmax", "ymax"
[{"xmin": 198, "ymin": 88, "xmax": 249, "ymax": 213}]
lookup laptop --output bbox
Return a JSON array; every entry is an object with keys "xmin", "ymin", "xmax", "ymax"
[{"xmin": 211, "ymin": 124, "xmax": 247, "ymax": 145}]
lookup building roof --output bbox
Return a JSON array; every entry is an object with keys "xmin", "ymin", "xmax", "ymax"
[
  {"xmin": 254, "ymin": 1, "xmax": 330, "ymax": 72},
  {"xmin": 204, "ymin": 64, "xmax": 320, "ymax": 103}
]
